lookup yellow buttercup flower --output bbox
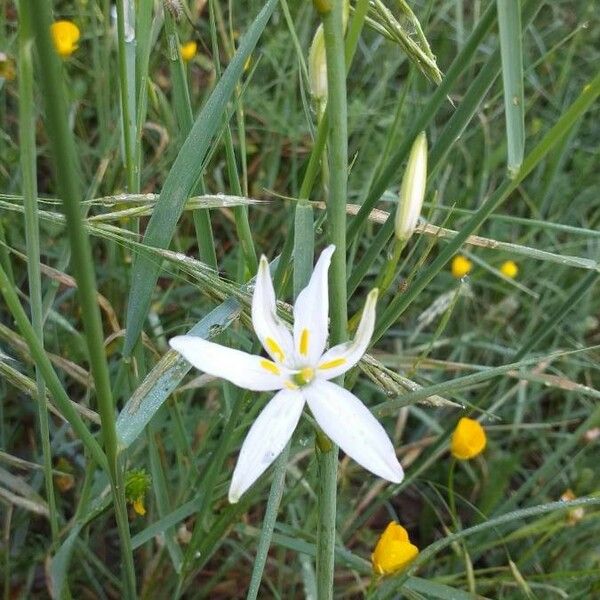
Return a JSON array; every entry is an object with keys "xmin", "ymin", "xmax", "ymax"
[
  {"xmin": 451, "ymin": 255, "xmax": 472, "ymax": 278},
  {"xmin": 51, "ymin": 20, "xmax": 80, "ymax": 58},
  {"xmin": 372, "ymin": 522, "xmax": 419, "ymax": 575},
  {"xmin": 500, "ymin": 260, "xmax": 518, "ymax": 278},
  {"xmin": 180, "ymin": 40, "xmax": 197, "ymax": 63},
  {"xmin": 451, "ymin": 417, "xmax": 486, "ymax": 460}
]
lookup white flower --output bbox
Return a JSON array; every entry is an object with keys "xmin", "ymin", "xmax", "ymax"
[{"xmin": 169, "ymin": 245, "xmax": 404, "ymax": 503}]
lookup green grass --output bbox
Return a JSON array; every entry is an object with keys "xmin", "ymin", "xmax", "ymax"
[{"xmin": 1, "ymin": 0, "xmax": 599, "ymax": 598}]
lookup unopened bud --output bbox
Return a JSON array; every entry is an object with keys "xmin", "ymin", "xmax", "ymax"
[
  {"xmin": 394, "ymin": 132, "xmax": 427, "ymax": 241},
  {"xmin": 309, "ymin": 26, "xmax": 327, "ymax": 105},
  {"xmin": 308, "ymin": 1, "xmax": 350, "ymax": 111}
]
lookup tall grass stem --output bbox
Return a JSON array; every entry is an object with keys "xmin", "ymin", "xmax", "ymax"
[{"xmin": 23, "ymin": 3, "xmax": 137, "ymax": 595}]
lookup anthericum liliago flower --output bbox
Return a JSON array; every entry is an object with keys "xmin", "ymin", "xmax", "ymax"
[
  {"xmin": 451, "ymin": 417, "xmax": 487, "ymax": 460},
  {"xmin": 50, "ymin": 20, "xmax": 80, "ymax": 58},
  {"xmin": 451, "ymin": 254, "xmax": 472, "ymax": 278},
  {"xmin": 170, "ymin": 245, "xmax": 404, "ymax": 503},
  {"xmin": 372, "ymin": 522, "xmax": 419, "ymax": 575}
]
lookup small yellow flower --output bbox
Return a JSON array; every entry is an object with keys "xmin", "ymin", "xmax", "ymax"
[
  {"xmin": 54, "ymin": 456, "xmax": 75, "ymax": 493},
  {"xmin": 180, "ymin": 40, "xmax": 197, "ymax": 63},
  {"xmin": 132, "ymin": 497, "xmax": 146, "ymax": 516},
  {"xmin": 451, "ymin": 255, "xmax": 472, "ymax": 278},
  {"xmin": 560, "ymin": 489, "xmax": 585, "ymax": 525},
  {"xmin": 372, "ymin": 522, "xmax": 419, "ymax": 575},
  {"xmin": 125, "ymin": 468, "xmax": 151, "ymax": 517},
  {"xmin": 500, "ymin": 260, "xmax": 518, "ymax": 279},
  {"xmin": 451, "ymin": 417, "xmax": 486, "ymax": 460},
  {"xmin": 51, "ymin": 20, "xmax": 80, "ymax": 58}
]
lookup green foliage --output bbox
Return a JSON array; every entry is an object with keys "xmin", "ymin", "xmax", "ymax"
[{"xmin": 1, "ymin": 1, "xmax": 599, "ymax": 598}]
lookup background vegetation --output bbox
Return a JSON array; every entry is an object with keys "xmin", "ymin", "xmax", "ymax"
[{"xmin": 0, "ymin": 0, "xmax": 599, "ymax": 598}]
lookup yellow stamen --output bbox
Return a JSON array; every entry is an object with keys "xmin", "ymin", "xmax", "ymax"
[
  {"xmin": 260, "ymin": 359, "xmax": 280, "ymax": 376},
  {"xmin": 284, "ymin": 381, "xmax": 299, "ymax": 390},
  {"xmin": 265, "ymin": 337, "xmax": 285, "ymax": 362},
  {"xmin": 299, "ymin": 329, "xmax": 310, "ymax": 356},
  {"xmin": 318, "ymin": 357, "xmax": 346, "ymax": 370},
  {"xmin": 292, "ymin": 367, "xmax": 314, "ymax": 387}
]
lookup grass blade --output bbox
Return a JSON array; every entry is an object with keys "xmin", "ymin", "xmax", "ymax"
[{"xmin": 497, "ymin": 0, "xmax": 525, "ymax": 176}]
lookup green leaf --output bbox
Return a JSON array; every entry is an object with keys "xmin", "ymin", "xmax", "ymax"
[
  {"xmin": 497, "ymin": 0, "xmax": 525, "ymax": 176},
  {"xmin": 123, "ymin": 0, "xmax": 279, "ymax": 356}
]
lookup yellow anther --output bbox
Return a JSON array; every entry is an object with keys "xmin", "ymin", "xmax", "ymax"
[
  {"xmin": 284, "ymin": 381, "xmax": 299, "ymax": 391},
  {"xmin": 260, "ymin": 359, "xmax": 280, "ymax": 376},
  {"xmin": 292, "ymin": 367, "xmax": 314, "ymax": 387},
  {"xmin": 265, "ymin": 337, "xmax": 285, "ymax": 362},
  {"xmin": 299, "ymin": 329, "xmax": 310, "ymax": 356},
  {"xmin": 318, "ymin": 358, "xmax": 346, "ymax": 371}
]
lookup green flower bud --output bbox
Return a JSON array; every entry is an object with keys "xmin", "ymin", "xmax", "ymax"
[{"xmin": 394, "ymin": 132, "xmax": 428, "ymax": 241}]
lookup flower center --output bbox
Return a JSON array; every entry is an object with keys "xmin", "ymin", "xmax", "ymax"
[{"xmin": 291, "ymin": 367, "xmax": 315, "ymax": 387}]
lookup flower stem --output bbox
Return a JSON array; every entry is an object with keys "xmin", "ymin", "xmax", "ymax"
[
  {"xmin": 17, "ymin": 6, "xmax": 59, "ymax": 542},
  {"xmin": 115, "ymin": 0, "xmax": 137, "ymax": 191},
  {"xmin": 24, "ymin": 4, "xmax": 137, "ymax": 596},
  {"xmin": 317, "ymin": 1, "xmax": 349, "ymax": 597}
]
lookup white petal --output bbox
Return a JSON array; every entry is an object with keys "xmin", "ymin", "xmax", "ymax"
[
  {"xmin": 252, "ymin": 256, "xmax": 295, "ymax": 364},
  {"xmin": 293, "ymin": 245, "xmax": 335, "ymax": 364},
  {"xmin": 304, "ymin": 380, "xmax": 403, "ymax": 483},
  {"xmin": 169, "ymin": 335, "xmax": 287, "ymax": 391},
  {"xmin": 228, "ymin": 389, "xmax": 305, "ymax": 502},
  {"xmin": 317, "ymin": 289, "xmax": 378, "ymax": 379}
]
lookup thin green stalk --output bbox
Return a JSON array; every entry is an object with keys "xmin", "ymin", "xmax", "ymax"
[
  {"xmin": 24, "ymin": 4, "xmax": 137, "ymax": 596},
  {"xmin": 208, "ymin": 0, "xmax": 257, "ymax": 275},
  {"xmin": 163, "ymin": 9, "xmax": 217, "ymax": 270},
  {"xmin": 273, "ymin": 0, "xmax": 369, "ymax": 293},
  {"xmin": 115, "ymin": 0, "xmax": 137, "ymax": 191},
  {"xmin": 246, "ymin": 203, "xmax": 315, "ymax": 600},
  {"xmin": 318, "ymin": 1, "xmax": 349, "ymax": 597},
  {"xmin": 17, "ymin": 5, "xmax": 58, "ymax": 541},
  {"xmin": 375, "ymin": 238, "xmax": 406, "ymax": 297},
  {"xmin": 496, "ymin": 0, "xmax": 524, "ymax": 176}
]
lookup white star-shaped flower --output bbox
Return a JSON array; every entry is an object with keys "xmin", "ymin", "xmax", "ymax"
[{"xmin": 169, "ymin": 245, "xmax": 404, "ymax": 503}]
